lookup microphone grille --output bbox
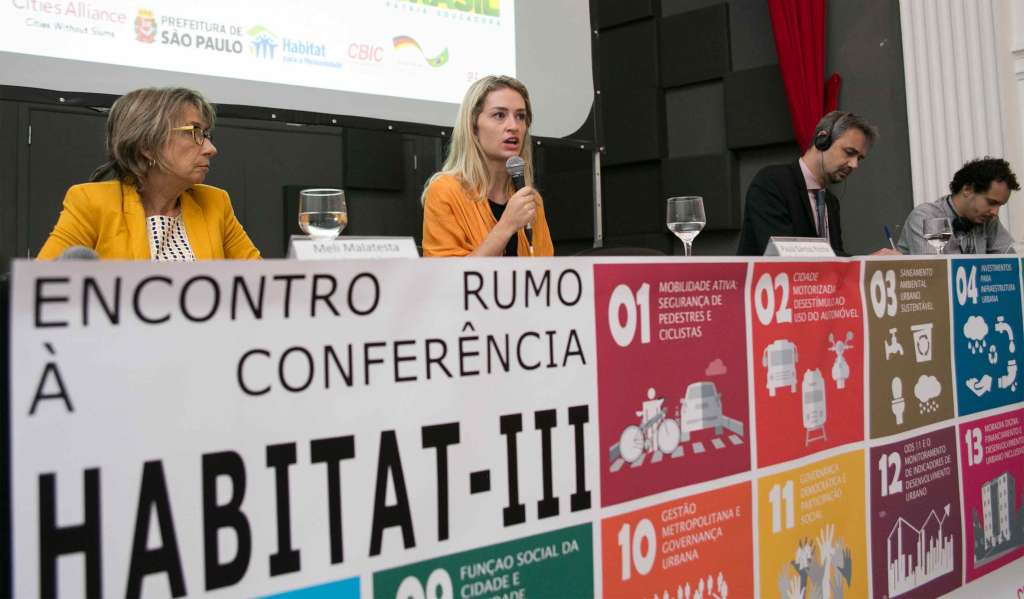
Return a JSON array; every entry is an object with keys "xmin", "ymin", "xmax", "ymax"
[
  {"xmin": 505, "ymin": 156, "xmax": 525, "ymax": 177},
  {"xmin": 57, "ymin": 246, "xmax": 100, "ymax": 261}
]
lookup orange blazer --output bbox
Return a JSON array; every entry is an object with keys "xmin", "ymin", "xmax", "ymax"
[
  {"xmin": 37, "ymin": 181, "xmax": 261, "ymax": 260},
  {"xmin": 421, "ymin": 174, "xmax": 554, "ymax": 257}
]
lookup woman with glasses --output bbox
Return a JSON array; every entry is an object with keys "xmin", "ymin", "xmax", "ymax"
[{"xmin": 38, "ymin": 86, "xmax": 260, "ymax": 260}]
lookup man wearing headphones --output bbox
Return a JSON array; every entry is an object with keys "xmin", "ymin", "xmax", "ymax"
[
  {"xmin": 737, "ymin": 111, "xmax": 883, "ymax": 256},
  {"xmin": 897, "ymin": 157, "xmax": 1019, "ymax": 255}
]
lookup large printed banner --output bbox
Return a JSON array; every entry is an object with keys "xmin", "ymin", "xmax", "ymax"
[
  {"xmin": 594, "ymin": 263, "xmax": 750, "ymax": 506},
  {"xmin": 756, "ymin": 450, "xmax": 869, "ymax": 599},
  {"xmin": 599, "ymin": 482, "xmax": 754, "ymax": 598},
  {"xmin": 950, "ymin": 258, "xmax": 1024, "ymax": 416},
  {"xmin": 6, "ymin": 256, "xmax": 1024, "ymax": 598},
  {"xmin": 958, "ymin": 407, "xmax": 1024, "ymax": 582},
  {"xmin": 749, "ymin": 262, "xmax": 864, "ymax": 467},
  {"xmin": 863, "ymin": 260, "xmax": 955, "ymax": 438},
  {"xmin": 869, "ymin": 427, "xmax": 963, "ymax": 598},
  {"xmin": 9, "ymin": 259, "xmax": 598, "ymax": 597}
]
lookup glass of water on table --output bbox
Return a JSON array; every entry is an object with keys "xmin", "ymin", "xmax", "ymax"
[
  {"xmin": 666, "ymin": 196, "xmax": 706, "ymax": 256},
  {"xmin": 923, "ymin": 217, "xmax": 952, "ymax": 254},
  {"xmin": 299, "ymin": 188, "xmax": 347, "ymax": 240}
]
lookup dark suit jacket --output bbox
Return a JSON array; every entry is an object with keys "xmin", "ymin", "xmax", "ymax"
[{"xmin": 736, "ymin": 161, "xmax": 846, "ymax": 256}]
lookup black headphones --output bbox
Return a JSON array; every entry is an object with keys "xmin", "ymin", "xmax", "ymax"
[
  {"xmin": 813, "ymin": 111, "xmax": 851, "ymax": 151},
  {"xmin": 945, "ymin": 196, "xmax": 974, "ymax": 235}
]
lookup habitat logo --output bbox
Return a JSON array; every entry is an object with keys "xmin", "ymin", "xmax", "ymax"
[
  {"xmin": 393, "ymin": 35, "xmax": 448, "ymax": 67},
  {"xmin": 399, "ymin": 0, "xmax": 499, "ymax": 17},
  {"xmin": 134, "ymin": 8, "xmax": 156, "ymax": 43},
  {"xmin": 248, "ymin": 25, "xmax": 277, "ymax": 59}
]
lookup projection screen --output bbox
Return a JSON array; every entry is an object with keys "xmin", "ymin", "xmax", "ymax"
[{"xmin": 0, "ymin": 0, "xmax": 594, "ymax": 139}]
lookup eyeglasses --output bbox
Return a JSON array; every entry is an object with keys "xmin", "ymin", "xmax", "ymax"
[{"xmin": 170, "ymin": 124, "xmax": 213, "ymax": 146}]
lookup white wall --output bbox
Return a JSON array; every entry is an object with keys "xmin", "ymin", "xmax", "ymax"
[{"xmin": 900, "ymin": 0, "xmax": 1024, "ymax": 239}]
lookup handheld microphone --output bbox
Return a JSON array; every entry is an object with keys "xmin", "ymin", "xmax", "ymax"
[
  {"xmin": 57, "ymin": 246, "xmax": 99, "ymax": 260},
  {"xmin": 505, "ymin": 156, "xmax": 533, "ymax": 256}
]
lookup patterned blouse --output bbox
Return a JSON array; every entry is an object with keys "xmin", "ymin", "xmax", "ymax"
[{"xmin": 147, "ymin": 214, "xmax": 196, "ymax": 262}]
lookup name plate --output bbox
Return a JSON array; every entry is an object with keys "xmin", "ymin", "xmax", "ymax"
[
  {"xmin": 764, "ymin": 236, "xmax": 836, "ymax": 257},
  {"xmin": 287, "ymin": 235, "xmax": 419, "ymax": 259}
]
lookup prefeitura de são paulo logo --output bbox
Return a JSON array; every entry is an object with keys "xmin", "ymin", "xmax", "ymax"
[{"xmin": 135, "ymin": 8, "xmax": 156, "ymax": 43}]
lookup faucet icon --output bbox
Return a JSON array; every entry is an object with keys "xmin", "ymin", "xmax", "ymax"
[
  {"xmin": 995, "ymin": 316, "xmax": 1016, "ymax": 353},
  {"xmin": 828, "ymin": 331, "xmax": 855, "ymax": 389},
  {"xmin": 884, "ymin": 328, "xmax": 904, "ymax": 360}
]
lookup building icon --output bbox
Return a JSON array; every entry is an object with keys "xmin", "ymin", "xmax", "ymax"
[
  {"xmin": 981, "ymin": 472, "xmax": 1014, "ymax": 548},
  {"xmin": 972, "ymin": 470, "xmax": 1024, "ymax": 565},
  {"xmin": 886, "ymin": 505, "xmax": 955, "ymax": 596}
]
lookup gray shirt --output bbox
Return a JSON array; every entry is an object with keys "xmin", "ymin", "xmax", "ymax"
[{"xmin": 897, "ymin": 195, "xmax": 1015, "ymax": 255}]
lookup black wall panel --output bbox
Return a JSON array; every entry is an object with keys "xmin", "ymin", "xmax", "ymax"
[
  {"xmin": 208, "ymin": 122, "xmax": 343, "ymax": 258},
  {"xmin": 724, "ymin": 65, "xmax": 794, "ymax": 149},
  {"xmin": 0, "ymin": 102, "xmax": 18, "ymax": 264},
  {"xmin": 595, "ymin": 0, "xmax": 656, "ymax": 30},
  {"xmin": 344, "ymin": 128, "xmax": 404, "ymax": 191},
  {"xmin": 665, "ymin": 81, "xmax": 726, "ymax": 157},
  {"xmin": 536, "ymin": 144, "xmax": 594, "ymax": 245},
  {"xmin": 602, "ymin": 88, "xmax": 664, "ymax": 166},
  {"xmin": 602, "ymin": 161, "xmax": 662, "ymax": 237},
  {"xmin": 662, "ymin": 0, "xmax": 777, "ymax": 71},
  {"xmin": 598, "ymin": 20, "xmax": 660, "ymax": 89},
  {"xmin": 23, "ymin": 107, "xmax": 106, "ymax": 256},
  {"xmin": 661, "ymin": 154, "xmax": 738, "ymax": 230},
  {"xmin": 539, "ymin": 170, "xmax": 593, "ymax": 242},
  {"xmin": 659, "ymin": 4, "xmax": 731, "ymax": 87}
]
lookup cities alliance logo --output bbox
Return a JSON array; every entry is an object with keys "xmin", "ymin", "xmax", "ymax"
[
  {"xmin": 248, "ymin": 25, "xmax": 278, "ymax": 59},
  {"xmin": 393, "ymin": 36, "xmax": 448, "ymax": 67},
  {"xmin": 134, "ymin": 8, "xmax": 156, "ymax": 43}
]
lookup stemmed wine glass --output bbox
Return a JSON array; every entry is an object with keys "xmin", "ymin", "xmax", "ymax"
[
  {"xmin": 666, "ymin": 196, "xmax": 706, "ymax": 256},
  {"xmin": 298, "ymin": 188, "xmax": 348, "ymax": 240},
  {"xmin": 923, "ymin": 217, "xmax": 952, "ymax": 254}
]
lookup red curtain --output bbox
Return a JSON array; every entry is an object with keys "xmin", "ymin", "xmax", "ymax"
[{"xmin": 768, "ymin": 0, "xmax": 831, "ymax": 149}]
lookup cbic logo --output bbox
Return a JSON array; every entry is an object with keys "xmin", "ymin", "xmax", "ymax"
[
  {"xmin": 134, "ymin": 8, "xmax": 156, "ymax": 43},
  {"xmin": 392, "ymin": 35, "xmax": 448, "ymax": 67},
  {"xmin": 348, "ymin": 43, "xmax": 384, "ymax": 63},
  {"xmin": 248, "ymin": 25, "xmax": 278, "ymax": 59}
]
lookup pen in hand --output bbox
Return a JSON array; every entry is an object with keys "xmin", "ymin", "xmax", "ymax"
[{"xmin": 883, "ymin": 225, "xmax": 896, "ymax": 249}]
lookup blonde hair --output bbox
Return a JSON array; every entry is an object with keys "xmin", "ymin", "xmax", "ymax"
[
  {"xmin": 91, "ymin": 87, "xmax": 216, "ymax": 191},
  {"xmin": 422, "ymin": 75, "xmax": 535, "ymax": 203}
]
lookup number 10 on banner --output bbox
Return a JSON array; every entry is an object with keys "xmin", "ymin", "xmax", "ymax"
[{"xmin": 617, "ymin": 519, "xmax": 656, "ymax": 580}]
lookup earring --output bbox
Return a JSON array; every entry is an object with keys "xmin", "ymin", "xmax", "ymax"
[{"xmin": 148, "ymin": 158, "xmax": 155, "ymax": 167}]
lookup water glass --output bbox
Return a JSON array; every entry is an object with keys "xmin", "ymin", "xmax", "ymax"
[
  {"xmin": 666, "ymin": 196, "xmax": 706, "ymax": 256},
  {"xmin": 923, "ymin": 217, "xmax": 952, "ymax": 255},
  {"xmin": 299, "ymin": 188, "xmax": 347, "ymax": 240}
]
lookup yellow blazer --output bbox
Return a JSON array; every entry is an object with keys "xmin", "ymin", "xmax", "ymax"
[
  {"xmin": 37, "ymin": 181, "xmax": 261, "ymax": 260},
  {"xmin": 421, "ymin": 174, "xmax": 554, "ymax": 257}
]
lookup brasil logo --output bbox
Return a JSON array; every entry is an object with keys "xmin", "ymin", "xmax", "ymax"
[
  {"xmin": 400, "ymin": 0, "xmax": 499, "ymax": 17},
  {"xmin": 134, "ymin": 9, "xmax": 156, "ymax": 43},
  {"xmin": 393, "ymin": 36, "xmax": 448, "ymax": 67}
]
